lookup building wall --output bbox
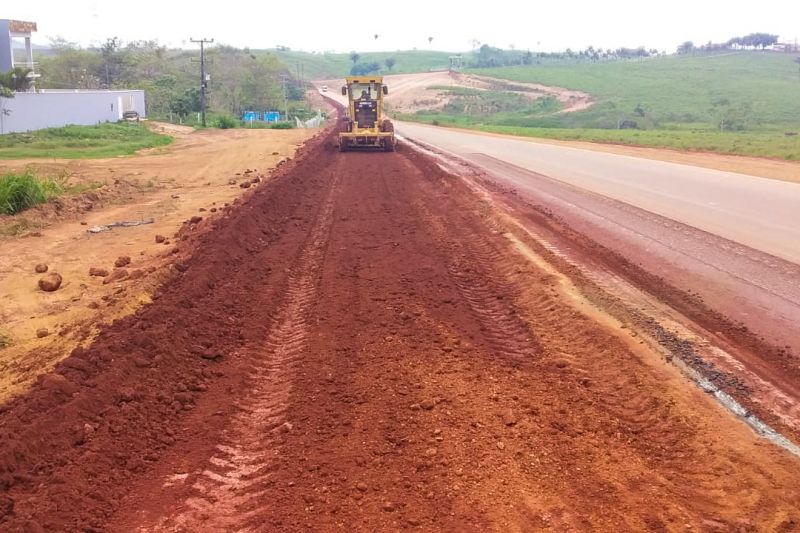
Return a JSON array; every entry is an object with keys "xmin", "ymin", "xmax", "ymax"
[
  {"xmin": 0, "ymin": 20, "xmax": 12, "ymax": 72},
  {"xmin": 0, "ymin": 90, "xmax": 146, "ymax": 134}
]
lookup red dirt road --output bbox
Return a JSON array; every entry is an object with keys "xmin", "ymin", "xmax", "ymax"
[{"xmin": 1, "ymin": 125, "xmax": 800, "ymax": 531}]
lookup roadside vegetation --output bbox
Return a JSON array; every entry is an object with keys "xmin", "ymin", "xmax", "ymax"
[
  {"xmin": 274, "ymin": 48, "xmax": 453, "ymax": 79},
  {"xmin": 400, "ymin": 50, "xmax": 800, "ymax": 160},
  {"xmin": 0, "ymin": 122, "xmax": 172, "ymax": 159},
  {"xmin": 34, "ymin": 39, "xmax": 308, "ymax": 124},
  {"xmin": 0, "ymin": 170, "xmax": 64, "ymax": 215}
]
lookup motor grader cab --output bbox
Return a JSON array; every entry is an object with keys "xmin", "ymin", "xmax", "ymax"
[{"xmin": 338, "ymin": 76, "xmax": 396, "ymax": 152}]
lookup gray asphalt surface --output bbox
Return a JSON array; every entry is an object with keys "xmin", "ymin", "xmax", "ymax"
[{"xmin": 396, "ymin": 121, "xmax": 800, "ymax": 264}]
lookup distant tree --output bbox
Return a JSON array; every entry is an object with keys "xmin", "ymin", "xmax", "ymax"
[
  {"xmin": 0, "ymin": 68, "xmax": 33, "ymax": 92},
  {"xmin": 711, "ymin": 98, "xmax": 754, "ymax": 131},
  {"xmin": 384, "ymin": 57, "xmax": 396, "ymax": 71},
  {"xmin": 725, "ymin": 33, "xmax": 778, "ymax": 50},
  {"xmin": 374, "ymin": 34, "xmax": 379, "ymax": 40},
  {"xmin": 169, "ymin": 87, "xmax": 201, "ymax": 117},
  {"xmin": 350, "ymin": 62, "xmax": 380, "ymax": 76},
  {"xmin": 100, "ymin": 36, "xmax": 125, "ymax": 87},
  {"xmin": 522, "ymin": 50, "xmax": 534, "ymax": 65},
  {"xmin": 428, "ymin": 36, "xmax": 434, "ymax": 46},
  {"xmin": 677, "ymin": 41, "xmax": 695, "ymax": 54},
  {"xmin": 349, "ymin": 52, "xmax": 360, "ymax": 66}
]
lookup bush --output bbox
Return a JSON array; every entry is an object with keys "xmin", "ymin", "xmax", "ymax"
[
  {"xmin": 268, "ymin": 122, "xmax": 294, "ymax": 129},
  {"xmin": 350, "ymin": 62, "xmax": 381, "ymax": 76},
  {"xmin": 0, "ymin": 170, "xmax": 64, "ymax": 215},
  {"xmin": 214, "ymin": 115, "xmax": 239, "ymax": 129}
]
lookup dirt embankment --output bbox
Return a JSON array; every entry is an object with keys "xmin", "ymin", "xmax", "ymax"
[
  {"xmin": 366, "ymin": 71, "xmax": 593, "ymax": 114},
  {"xmin": 0, "ymin": 125, "xmax": 315, "ymax": 401},
  {"xmin": 0, "ymin": 118, "xmax": 798, "ymax": 531}
]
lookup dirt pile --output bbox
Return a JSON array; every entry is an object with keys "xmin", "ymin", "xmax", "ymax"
[{"xmin": 1, "ymin": 119, "xmax": 799, "ymax": 532}]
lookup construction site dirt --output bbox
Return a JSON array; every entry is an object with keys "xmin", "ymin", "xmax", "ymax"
[{"xmin": 1, "ymin": 121, "xmax": 799, "ymax": 532}]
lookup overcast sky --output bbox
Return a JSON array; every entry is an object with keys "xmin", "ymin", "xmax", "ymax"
[{"xmin": 6, "ymin": 0, "xmax": 800, "ymax": 53}]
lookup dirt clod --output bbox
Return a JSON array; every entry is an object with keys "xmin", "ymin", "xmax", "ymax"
[
  {"xmin": 103, "ymin": 269, "xmax": 129, "ymax": 284},
  {"xmin": 501, "ymin": 409, "xmax": 518, "ymax": 426},
  {"xmin": 382, "ymin": 502, "xmax": 396, "ymax": 512},
  {"xmin": 155, "ymin": 235, "xmax": 166, "ymax": 243},
  {"xmin": 35, "ymin": 328, "xmax": 49, "ymax": 338},
  {"xmin": 89, "ymin": 267, "xmax": 109, "ymax": 277},
  {"xmin": 114, "ymin": 256, "xmax": 131, "ymax": 268},
  {"xmin": 38, "ymin": 272, "xmax": 63, "ymax": 292},
  {"xmin": 34, "ymin": 263, "xmax": 48, "ymax": 273},
  {"xmin": 420, "ymin": 399, "xmax": 435, "ymax": 411},
  {"xmin": 38, "ymin": 373, "xmax": 78, "ymax": 396}
]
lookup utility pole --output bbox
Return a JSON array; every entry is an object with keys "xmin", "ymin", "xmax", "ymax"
[
  {"xmin": 190, "ymin": 37, "xmax": 214, "ymax": 127},
  {"xmin": 280, "ymin": 74, "xmax": 289, "ymax": 123}
]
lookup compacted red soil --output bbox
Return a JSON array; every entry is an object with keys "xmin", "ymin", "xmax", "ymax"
[{"xmin": 1, "ymin": 125, "xmax": 799, "ymax": 532}]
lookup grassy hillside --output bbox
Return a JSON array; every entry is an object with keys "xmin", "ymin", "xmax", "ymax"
[
  {"xmin": 399, "ymin": 52, "xmax": 800, "ymax": 160},
  {"xmin": 471, "ymin": 52, "xmax": 800, "ymax": 131},
  {"xmin": 274, "ymin": 49, "xmax": 454, "ymax": 79}
]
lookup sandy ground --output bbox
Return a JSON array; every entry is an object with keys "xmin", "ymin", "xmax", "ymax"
[
  {"xmin": 321, "ymin": 71, "xmax": 592, "ymax": 115},
  {"xmin": 0, "ymin": 124, "xmax": 315, "ymax": 400},
  {"xmin": 1, "ymin": 122, "xmax": 798, "ymax": 532}
]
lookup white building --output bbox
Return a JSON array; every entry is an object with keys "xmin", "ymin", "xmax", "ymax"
[
  {"xmin": 0, "ymin": 19, "xmax": 38, "ymax": 88},
  {"xmin": 0, "ymin": 18, "xmax": 147, "ymax": 134}
]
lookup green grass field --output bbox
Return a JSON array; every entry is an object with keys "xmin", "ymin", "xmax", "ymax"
[
  {"xmin": 472, "ymin": 52, "xmax": 800, "ymax": 130},
  {"xmin": 0, "ymin": 122, "xmax": 172, "ymax": 159},
  {"xmin": 399, "ymin": 52, "xmax": 800, "ymax": 159},
  {"xmin": 274, "ymin": 49, "xmax": 453, "ymax": 79},
  {"xmin": 399, "ymin": 115, "xmax": 800, "ymax": 160}
]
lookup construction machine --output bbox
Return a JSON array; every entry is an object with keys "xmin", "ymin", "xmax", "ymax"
[{"xmin": 338, "ymin": 76, "xmax": 396, "ymax": 152}]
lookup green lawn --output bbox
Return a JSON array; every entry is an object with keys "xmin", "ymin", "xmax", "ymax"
[{"xmin": 0, "ymin": 122, "xmax": 172, "ymax": 159}]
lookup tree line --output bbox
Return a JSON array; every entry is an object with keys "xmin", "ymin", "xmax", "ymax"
[
  {"xmin": 31, "ymin": 37, "xmax": 305, "ymax": 120},
  {"xmin": 678, "ymin": 32, "xmax": 780, "ymax": 54}
]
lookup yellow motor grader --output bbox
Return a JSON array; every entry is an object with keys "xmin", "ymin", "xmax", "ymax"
[{"xmin": 338, "ymin": 76, "xmax": 396, "ymax": 152}]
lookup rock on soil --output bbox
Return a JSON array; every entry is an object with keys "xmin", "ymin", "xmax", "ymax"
[
  {"xmin": 103, "ymin": 268, "xmax": 129, "ymax": 284},
  {"xmin": 38, "ymin": 273, "xmax": 63, "ymax": 292},
  {"xmin": 501, "ymin": 409, "xmax": 518, "ymax": 426},
  {"xmin": 36, "ymin": 328, "xmax": 49, "ymax": 338},
  {"xmin": 89, "ymin": 267, "xmax": 109, "ymax": 277},
  {"xmin": 114, "ymin": 256, "xmax": 131, "ymax": 268},
  {"xmin": 38, "ymin": 373, "xmax": 79, "ymax": 396},
  {"xmin": 34, "ymin": 263, "xmax": 48, "ymax": 273},
  {"xmin": 155, "ymin": 234, "xmax": 166, "ymax": 243}
]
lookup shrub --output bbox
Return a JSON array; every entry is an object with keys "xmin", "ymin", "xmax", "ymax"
[
  {"xmin": 0, "ymin": 170, "xmax": 64, "ymax": 215},
  {"xmin": 268, "ymin": 122, "xmax": 294, "ymax": 129},
  {"xmin": 214, "ymin": 115, "xmax": 239, "ymax": 129}
]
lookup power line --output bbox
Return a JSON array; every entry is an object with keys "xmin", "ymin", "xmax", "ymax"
[{"xmin": 190, "ymin": 37, "xmax": 214, "ymax": 127}]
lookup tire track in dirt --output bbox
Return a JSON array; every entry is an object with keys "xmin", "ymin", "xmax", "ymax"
[
  {"xmin": 4, "ymin": 126, "xmax": 800, "ymax": 532},
  {"xmin": 412, "ymin": 194, "xmax": 542, "ymax": 365},
  {"xmin": 143, "ymin": 174, "xmax": 341, "ymax": 532}
]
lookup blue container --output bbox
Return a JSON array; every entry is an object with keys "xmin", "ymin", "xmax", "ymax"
[{"xmin": 264, "ymin": 111, "xmax": 281, "ymax": 123}]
